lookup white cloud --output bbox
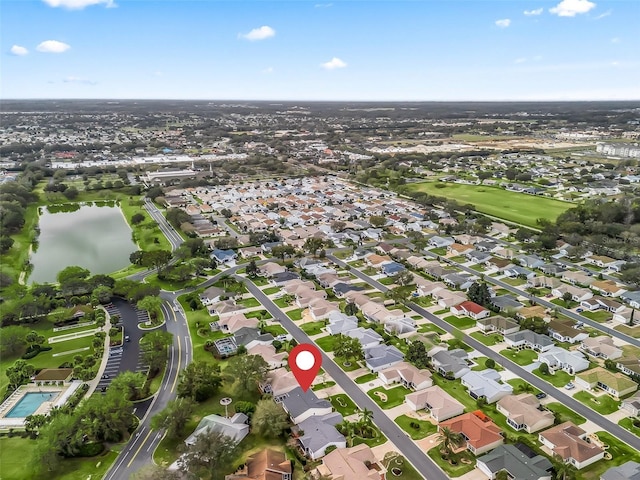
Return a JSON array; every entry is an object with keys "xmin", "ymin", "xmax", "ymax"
[
  {"xmin": 515, "ymin": 57, "xmax": 527, "ymax": 64},
  {"xmin": 63, "ymin": 76, "xmax": 96, "ymax": 85},
  {"xmin": 524, "ymin": 8, "xmax": 544, "ymax": 15},
  {"xmin": 495, "ymin": 18, "xmax": 511, "ymax": 28},
  {"xmin": 321, "ymin": 57, "xmax": 347, "ymax": 70},
  {"xmin": 594, "ymin": 9, "xmax": 611, "ymax": 19},
  {"xmin": 262, "ymin": 67, "xmax": 274, "ymax": 74},
  {"xmin": 611, "ymin": 37, "xmax": 620, "ymax": 44},
  {"xmin": 154, "ymin": 71, "xmax": 164, "ymax": 77},
  {"xmin": 37, "ymin": 40, "xmax": 71, "ymax": 53},
  {"xmin": 314, "ymin": 3, "xmax": 333, "ymax": 7},
  {"xmin": 549, "ymin": 0, "xmax": 596, "ymax": 17},
  {"xmin": 240, "ymin": 26, "xmax": 275, "ymax": 41},
  {"xmin": 42, "ymin": 0, "xmax": 115, "ymax": 9},
  {"xmin": 10, "ymin": 45, "xmax": 29, "ymax": 56}
]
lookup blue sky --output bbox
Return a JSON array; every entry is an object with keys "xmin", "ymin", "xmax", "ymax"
[{"xmin": 2, "ymin": 0, "xmax": 639, "ymax": 100}]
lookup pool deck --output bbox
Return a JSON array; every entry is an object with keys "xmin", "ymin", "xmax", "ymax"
[{"xmin": 0, "ymin": 381, "xmax": 83, "ymax": 428}]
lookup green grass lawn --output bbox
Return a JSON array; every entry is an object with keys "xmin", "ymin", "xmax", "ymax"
[
  {"xmin": 352, "ymin": 426, "xmax": 388, "ymax": 448},
  {"xmin": 545, "ymin": 402, "xmax": 586, "ymax": 425},
  {"xmin": 614, "ymin": 324, "xmax": 640, "ymax": 338},
  {"xmin": 273, "ymin": 297, "xmax": 290, "ymax": 308},
  {"xmin": 580, "ymin": 431, "xmax": 640, "ymax": 480},
  {"xmin": 394, "ymin": 414, "xmax": 437, "ymax": 439},
  {"xmin": 472, "ymin": 357, "xmax": 504, "ymax": 372},
  {"xmin": 501, "ymin": 277, "xmax": 526, "ymax": 286},
  {"xmin": 144, "ymin": 273, "xmax": 202, "ymax": 291},
  {"xmin": 311, "ymin": 381, "xmax": 336, "ymax": 391},
  {"xmin": 382, "ymin": 455, "xmax": 424, "ymax": 480},
  {"xmin": 237, "ymin": 297, "xmax": 261, "ymax": 308},
  {"xmin": 499, "ymin": 348, "xmax": 538, "ymax": 366},
  {"xmin": 179, "ymin": 296, "xmax": 226, "ymax": 364},
  {"xmin": 418, "ymin": 322, "xmax": 446, "ymax": 335},
  {"xmin": 581, "ymin": 310, "xmax": 612, "ymax": 322},
  {"xmin": 427, "ymin": 446, "xmax": 476, "ymax": 478},
  {"xmin": 430, "ymin": 247, "xmax": 447, "ymax": 256},
  {"xmin": 262, "ymin": 286, "xmax": 280, "ymax": 295},
  {"xmin": 316, "ymin": 335, "xmax": 337, "ymax": 352},
  {"xmin": 355, "ymin": 372, "xmax": 378, "ymax": 384},
  {"xmin": 329, "ymin": 393, "xmax": 359, "ymax": 416},
  {"xmin": 261, "ymin": 324, "xmax": 287, "ymax": 337},
  {"xmin": 619, "ymin": 417, "xmax": 640, "ymax": 437},
  {"xmin": 0, "ymin": 436, "xmax": 120, "ymax": 480},
  {"xmin": 405, "ymin": 182, "xmax": 573, "ymax": 228},
  {"xmin": 532, "ymin": 367, "xmax": 574, "ymax": 387},
  {"xmin": 299, "ymin": 321, "xmax": 325, "ymax": 336},
  {"xmin": 367, "ymin": 385, "xmax": 411, "ymax": 409},
  {"xmin": 334, "ymin": 357, "xmax": 363, "ymax": 372},
  {"xmin": 442, "ymin": 315, "xmax": 476, "ymax": 330},
  {"xmin": 379, "ymin": 277, "xmax": 395, "ymax": 286},
  {"xmin": 286, "ymin": 308, "xmax": 304, "ymax": 321},
  {"xmin": 573, "ymin": 391, "xmax": 620, "ymax": 415},
  {"xmin": 470, "ymin": 331, "xmax": 503, "ymax": 346},
  {"xmin": 506, "ymin": 378, "xmax": 541, "ymax": 395}
]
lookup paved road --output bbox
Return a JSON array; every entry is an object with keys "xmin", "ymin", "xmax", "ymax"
[
  {"xmin": 144, "ymin": 198, "xmax": 184, "ymax": 250},
  {"xmin": 424, "ymin": 251, "xmax": 640, "ymax": 350},
  {"xmin": 328, "ymin": 255, "xmax": 640, "ymax": 452},
  {"xmin": 242, "ymin": 275, "xmax": 446, "ymax": 480}
]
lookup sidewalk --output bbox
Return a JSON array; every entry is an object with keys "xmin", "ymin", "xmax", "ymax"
[{"xmin": 85, "ymin": 307, "xmax": 112, "ymax": 397}]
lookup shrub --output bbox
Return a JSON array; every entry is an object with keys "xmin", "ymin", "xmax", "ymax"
[{"xmin": 76, "ymin": 442, "xmax": 104, "ymax": 457}]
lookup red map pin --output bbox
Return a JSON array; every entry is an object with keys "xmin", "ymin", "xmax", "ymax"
[{"xmin": 288, "ymin": 343, "xmax": 322, "ymax": 392}]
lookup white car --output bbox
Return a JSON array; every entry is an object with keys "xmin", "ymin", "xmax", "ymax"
[{"xmin": 564, "ymin": 383, "xmax": 575, "ymax": 390}]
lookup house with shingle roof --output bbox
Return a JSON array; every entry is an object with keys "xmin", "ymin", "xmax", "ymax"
[
  {"xmin": 616, "ymin": 357, "xmax": 640, "ymax": 380},
  {"xmin": 477, "ymin": 315, "xmax": 520, "ymax": 335},
  {"xmin": 539, "ymin": 347, "xmax": 590, "ymax": 375},
  {"xmin": 405, "ymin": 385, "xmax": 465, "ymax": 421},
  {"xmin": 461, "ymin": 369, "xmax": 513, "ymax": 404},
  {"xmin": 477, "ymin": 444, "xmax": 553, "ymax": 480},
  {"xmin": 260, "ymin": 368, "xmax": 299, "ymax": 401},
  {"xmin": 312, "ymin": 444, "xmax": 385, "ymax": 480},
  {"xmin": 539, "ymin": 422, "xmax": 604, "ymax": 470},
  {"xmin": 224, "ymin": 448, "xmax": 292, "ymax": 480},
  {"xmin": 497, "ymin": 394, "xmax": 555, "ymax": 433},
  {"xmin": 378, "ymin": 362, "xmax": 432, "ymax": 391},
  {"xmin": 364, "ymin": 344, "xmax": 404, "ymax": 372},
  {"xmin": 450, "ymin": 300, "xmax": 490, "ymax": 320},
  {"xmin": 429, "ymin": 347, "xmax": 471, "ymax": 379},
  {"xmin": 504, "ymin": 329, "xmax": 554, "ymax": 352},
  {"xmin": 439, "ymin": 411, "xmax": 504, "ymax": 456},
  {"xmin": 601, "ymin": 461, "xmax": 640, "ymax": 480},
  {"xmin": 580, "ymin": 336, "xmax": 622, "ymax": 360},
  {"xmin": 185, "ymin": 413, "xmax": 249, "ymax": 446},
  {"xmin": 296, "ymin": 413, "xmax": 346, "ymax": 460},
  {"xmin": 547, "ymin": 319, "xmax": 589, "ymax": 344},
  {"xmin": 281, "ymin": 387, "xmax": 332, "ymax": 424},
  {"xmin": 575, "ymin": 367, "xmax": 638, "ymax": 399},
  {"xmin": 591, "ymin": 280, "xmax": 627, "ymax": 298}
]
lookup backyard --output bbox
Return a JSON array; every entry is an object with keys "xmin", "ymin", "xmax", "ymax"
[{"xmin": 499, "ymin": 348, "xmax": 538, "ymax": 366}]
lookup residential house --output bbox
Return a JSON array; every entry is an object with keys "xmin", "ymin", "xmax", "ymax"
[
  {"xmin": 477, "ymin": 316, "xmax": 520, "ymax": 335},
  {"xmin": 575, "ymin": 367, "xmax": 638, "ymax": 398},
  {"xmin": 600, "ymin": 461, "xmax": 640, "ymax": 480},
  {"xmin": 271, "ymin": 271, "xmax": 301, "ymax": 286},
  {"xmin": 621, "ymin": 291, "xmax": 640, "ymax": 309},
  {"xmin": 429, "ymin": 236, "xmax": 455, "ymax": 248},
  {"xmin": 461, "ymin": 369, "xmax": 513, "ymax": 404},
  {"xmin": 552, "ymin": 285, "xmax": 593, "ymax": 302},
  {"xmin": 596, "ymin": 297, "xmax": 625, "ymax": 314},
  {"xmin": 364, "ymin": 253, "xmax": 392, "ymax": 268},
  {"xmin": 429, "ymin": 347, "xmax": 471, "ymax": 379},
  {"xmin": 477, "ymin": 444, "xmax": 553, "ymax": 480},
  {"xmin": 326, "ymin": 311, "xmax": 358, "ymax": 335},
  {"xmin": 296, "ymin": 413, "xmax": 346, "ymax": 460},
  {"xmin": 313, "ymin": 444, "xmax": 385, "ymax": 480},
  {"xmin": 378, "ymin": 362, "xmax": 433, "ymax": 390},
  {"xmin": 538, "ymin": 422, "xmax": 605, "ymax": 470},
  {"xmin": 580, "ymin": 336, "xmax": 622, "ymax": 360},
  {"xmin": 497, "ymin": 394, "xmax": 555, "ymax": 434},
  {"xmin": 587, "ymin": 255, "xmax": 618, "ymax": 269},
  {"xmin": 504, "ymin": 330, "xmax": 554, "ymax": 352},
  {"xmin": 282, "ymin": 280, "xmax": 317, "ymax": 296},
  {"xmin": 259, "ymin": 262, "xmax": 287, "ymax": 278},
  {"xmin": 199, "ymin": 286, "xmax": 229, "ymax": 305},
  {"xmin": 224, "ymin": 449, "xmax": 292, "ymax": 480},
  {"xmin": 247, "ymin": 344, "xmax": 287, "ymax": 369},
  {"xmin": 384, "ymin": 317, "xmax": 417, "ymax": 336},
  {"xmin": 591, "ymin": 280, "xmax": 627, "ymax": 298},
  {"xmin": 260, "ymin": 368, "xmax": 299, "ymax": 401},
  {"xmin": 538, "ymin": 347, "xmax": 590, "ymax": 374},
  {"xmin": 295, "ymin": 287, "xmax": 327, "ymax": 308},
  {"xmin": 443, "ymin": 273, "xmax": 477, "ymax": 291},
  {"xmin": 233, "ymin": 327, "xmax": 275, "ymax": 350},
  {"xmin": 217, "ymin": 313, "xmax": 259, "ymax": 334},
  {"xmin": 561, "ymin": 271, "xmax": 595, "ymax": 287},
  {"xmin": 621, "ymin": 394, "xmax": 640, "ymax": 417},
  {"xmin": 485, "ymin": 257, "xmax": 513, "ymax": 272},
  {"xmin": 616, "ymin": 357, "xmax": 640, "ymax": 380},
  {"xmin": 308, "ymin": 298, "xmax": 340, "ymax": 321},
  {"xmin": 343, "ymin": 327, "xmax": 383, "ymax": 350},
  {"xmin": 466, "ymin": 250, "xmax": 491, "ymax": 264},
  {"xmin": 364, "ymin": 344, "xmax": 404, "ymax": 372},
  {"xmin": 405, "ymin": 385, "xmax": 465, "ymax": 421},
  {"xmin": 516, "ymin": 305, "xmax": 549, "ymax": 321},
  {"xmin": 415, "ymin": 280, "xmax": 446, "ymax": 298},
  {"xmin": 211, "ymin": 248, "xmax": 238, "ymax": 265},
  {"xmin": 435, "ymin": 291, "xmax": 468, "ymax": 309},
  {"xmin": 450, "ymin": 301, "xmax": 490, "ymax": 320},
  {"xmin": 527, "ymin": 276, "xmax": 562, "ymax": 289},
  {"xmin": 490, "ymin": 295, "xmax": 524, "ymax": 312},
  {"xmin": 448, "ymin": 243, "xmax": 474, "ymax": 256},
  {"xmin": 540, "ymin": 264, "xmax": 566, "ymax": 276},
  {"xmin": 504, "ymin": 266, "xmax": 535, "ymax": 279},
  {"xmin": 613, "ymin": 309, "xmax": 637, "ymax": 325},
  {"xmin": 518, "ymin": 255, "xmax": 545, "ymax": 270},
  {"xmin": 333, "ymin": 282, "xmax": 365, "ymax": 298},
  {"xmin": 439, "ymin": 411, "xmax": 504, "ymax": 455},
  {"xmin": 209, "ymin": 300, "xmax": 242, "ymax": 317},
  {"xmin": 185, "ymin": 413, "xmax": 249, "ymax": 445},
  {"xmin": 281, "ymin": 387, "xmax": 333, "ymax": 424},
  {"xmin": 547, "ymin": 319, "xmax": 589, "ymax": 344}
]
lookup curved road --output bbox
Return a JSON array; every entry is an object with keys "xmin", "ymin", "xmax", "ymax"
[{"xmin": 328, "ymin": 254, "xmax": 640, "ymax": 453}]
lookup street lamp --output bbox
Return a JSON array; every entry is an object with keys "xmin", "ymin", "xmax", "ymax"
[{"xmin": 220, "ymin": 397, "xmax": 232, "ymax": 418}]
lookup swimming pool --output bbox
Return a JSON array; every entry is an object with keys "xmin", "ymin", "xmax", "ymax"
[{"xmin": 5, "ymin": 392, "xmax": 57, "ymax": 418}]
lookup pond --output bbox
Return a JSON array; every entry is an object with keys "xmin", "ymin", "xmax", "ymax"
[{"xmin": 29, "ymin": 203, "xmax": 137, "ymax": 284}]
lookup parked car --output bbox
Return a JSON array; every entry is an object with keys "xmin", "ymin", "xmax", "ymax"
[
  {"xmin": 576, "ymin": 308, "xmax": 584, "ymax": 313},
  {"xmin": 125, "ymin": 335, "xmax": 130, "ymax": 342},
  {"xmin": 564, "ymin": 383, "xmax": 575, "ymax": 390},
  {"xmin": 535, "ymin": 392, "xmax": 547, "ymax": 399},
  {"xmin": 102, "ymin": 374, "xmax": 110, "ymax": 379}
]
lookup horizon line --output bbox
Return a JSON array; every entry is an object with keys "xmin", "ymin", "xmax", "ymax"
[{"xmin": 3, "ymin": 98, "xmax": 640, "ymax": 103}]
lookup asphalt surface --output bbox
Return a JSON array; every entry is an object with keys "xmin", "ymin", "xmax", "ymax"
[
  {"xmin": 328, "ymin": 254, "xmax": 640, "ymax": 453},
  {"xmin": 423, "ymin": 250, "xmax": 640, "ymax": 350},
  {"xmin": 241, "ymin": 275, "xmax": 449, "ymax": 480}
]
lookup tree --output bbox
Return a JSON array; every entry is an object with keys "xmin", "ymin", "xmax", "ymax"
[
  {"xmin": 392, "ymin": 269, "xmax": 414, "ymax": 286},
  {"xmin": 554, "ymin": 461, "xmax": 578, "ymax": 480},
  {"xmin": 143, "ymin": 250, "xmax": 172, "ymax": 274},
  {"xmin": 467, "ymin": 282, "xmax": 492, "ymax": 307},
  {"xmin": 520, "ymin": 316, "xmax": 549, "ymax": 335},
  {"xmin": 331, "ymin": 220, "xmax": 346, "ymax": 232},
  {"xmin": 246, "ymin": 259, "xmax": 259, "ymax": 277},
  {"xmin": 303, "ymin": 237, "xmax": 324, "ymax": 256},
  {"xmin": 6, "ymin": 359, "xmax": 35, "ymax": 390},
  {"xmin": 386, "ymin": 286, "xmax": 410, "ymax": 304},
  {"xmin": 0, "ymin": 235, "xmax": 14, "ymax": 253},
  {"xmin": 57, "ymin": 265, "xmax": 91, "ymax": 285},
  {"xmin": 345, "ymin": 302, "xmax": 359, "ymax": 316},
  {"xmin": 109, "ymin": 371, "xmax": 147, "ymax": 401},
  {"xmin": 177, "ymin": 361, "xmax": 222, "ymax": 402},
  {"xmin": 24, "ymin": 413, "xmax": 48, "ymax": 434},
  {"xmin": 485, "ymin": 358, "xmax": 496, "ymax": 369},
  {"xmin": 151, "ymin": 398, "xmax": 196, "ymax": 440},
  {"xmin": 406, "ymin": 341, "xmax": 429, "ymax": 369},
  {"xmin": 140, "ymin": 330, "xmax": 173, "ymax": 375},
  {"xmin": 137, "ymin": 295, "xmax": 163, "ymax": 321},
  {"xmin": 178, "ymin": 430, "xmax": 239, "ymax": 480},
  {"xmin": 271, "ymin": 244, "xmax": 295, "ymax": 260},
  {"xmin": 334, "ymin": 335, "xmax": 364, "ymax": 366},
  {"xmin": 25, "ymin": 330, "xmax": 45, "ymax": 350},
  {"xmin": 251, "ymin": 399, "xmax": 289, "ymax": 438},
  {"xmin": 63, "ymin": 186, "xmax": 79, "ymax": 200},
  {"xmin": 539, "ymin": 362, "xmax": 550, "ymax": 375},
  {"xmin": 225, "ymin": 354, "xmax": 269, "ymax": 396},
  {"xmin": 0, "ymin": 325, "xmax": 28, "ymax": 357},
  {"xmin": 369, "ymin": 215, "xmax": 387, "ymax": 228},
  {"xmin": 437, "ymin": 426, "xmax": 463, "ymax": 456},
  {"xmin": 131, "ymin": 213, "xmax": 145, "ymax": 225},
  {"xmin": 562, "ymin": 292, "xmax": 572, "ymax": 305},
  {"xmin": 92, "ymin": 285, "xmax": 113, "ymax": 304}
]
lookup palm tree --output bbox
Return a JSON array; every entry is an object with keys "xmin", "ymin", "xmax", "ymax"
[
  {"xmin": 437, "ymin": 427, "xmax": 463, "ymax": 456},
  {"xmin": 555, "ymin": 461, "xmax": 578, "ymax": 480},
  {"xmin": 516, "ymin": 382, "xmax": 535, "ymax": 394},
  {"xmin": 357, "ymin": 408, "xmax": 375, "ymax": 437}
]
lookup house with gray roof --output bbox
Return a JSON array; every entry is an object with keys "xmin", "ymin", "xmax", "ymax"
[
  {"xmin": 326, "ymin": 311, "xmax": 358, "ymax": 335},
  {"xmin": 364, "ymin": 344, "xmax": 404, "ymax": 372},
  {"xmin": 518, "ymin": 255, "xmax": 545, "ymax": 269},
  {"xmin": 601, "ymin": 461, "xmax": 640, "ymax": 480},
  {"xmin": 443, "ymin": 273, "xmax": 477, "ymax": 291},
  {"xmin": 461, "ymin": 369, "xmax": 513, "ymax": 403},
  {"xmin": 233, "ymin": 327, "xmax": 274, "ymax": 349},
  {"xmin": 538, "ymin": 347, "xmax": 590, "ymax": 375},
  {"xmin": 211, "ymin": 248, "xmax": 237, "ymax": 264},
  {"xmin": 477, "ymin": 315, "xmax": 520, "ymax": 335},
  {"xmin": 621, "ymin": 290, "xmax": 640, "ymax": 309},
  {"xmin": 505, "ymin": 330, "xmax": 554, "ymax": 352},
  {"xmin": 296, "ymin": 413, "xmax": 346, "ymax": 460},
  {"xmin": 429, "ymin": 347, "xmax": 471, "ymax": 379},
  {"xmin": 185, "ymin": 413, "xmax": 249, "ymax": 446},
  {"xmin": 281, "ymin": 387, "xmax": 332, "ymax": 424},
  {"xmin": 429, "ymin": 236, "xmax": 455, "ymax": 248},
  {"xmin": 343, "ymin": 327, "xmax": 383, "ymax": 349},
  {"xmin": 466, "ymin": 250, "xmax": 491, "ymax": 263},
  {"xmin": 491, "ymin": 294, "xmax": 524, "ymax": 312},
  {"xmin": 504, "ymin": 266, "xmax": 536, "ymax": 279},
  {"xmin": 477, "ymin": 444, "xmax": 553, "ymax": 480}
]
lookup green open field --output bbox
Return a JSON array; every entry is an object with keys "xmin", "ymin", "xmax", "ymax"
[{"xmin": 405, "ymin": 182, "xmax": 574, "ymax": 228}]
